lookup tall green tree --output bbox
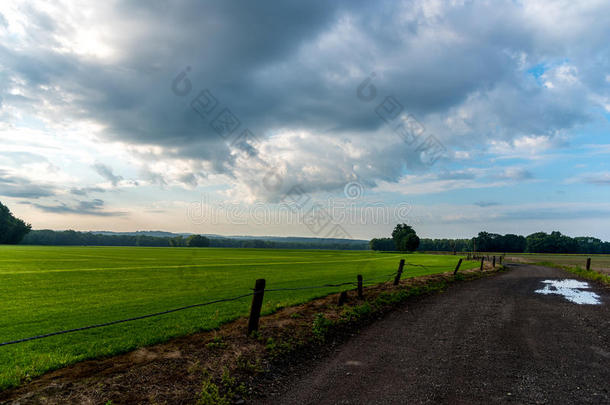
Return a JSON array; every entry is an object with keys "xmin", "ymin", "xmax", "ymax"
[
  {"xmin": 0, "ymin": 201, "xmax": 31, "ymax": 244},
  {"xmin": 391, "ymin": 223, "xmax": 420, "ymax": 252}
]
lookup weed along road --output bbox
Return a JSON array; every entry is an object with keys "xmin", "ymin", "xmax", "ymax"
[{"xmin": 259, "ymin": 264, "xmax": 609, "ymax": 404}]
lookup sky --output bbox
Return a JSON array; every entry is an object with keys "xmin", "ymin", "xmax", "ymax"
[{"xmin": 0, "ymin": 0, "xmax": 609, "ymax": 241}]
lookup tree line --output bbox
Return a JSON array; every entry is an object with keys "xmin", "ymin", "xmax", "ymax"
[
  {"xmin": 2, "ymin": 200, "xmax": 609, "ymax": 254},
  {"xmin": 19, "ymin": 229, "xmax": 369, "ymax": 250},
  {"xmin": 371, "ymin": 230, "xmax": 610, "ymax": 254},
  {"xmin": 0, "ymin": 202, "xmax": 31, "ymax": 244},
  {"xmin": 463, "ymin": 231, "xmax": 609, "ymax": 254}
]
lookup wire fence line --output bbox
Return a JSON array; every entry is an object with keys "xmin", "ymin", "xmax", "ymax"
[
  {"xmin": 0, "ymin": 293, "xmax": 255, "ymax": 347},
  {"xmin": 263, "ymin": 281, "xmax": 358, "ymax": 292},
  {"xmin": 264, "ymin": 271, "xmax": 399, "ymax": 293},
  {"xmin": 0, "ymin": 260, "xmax": 451, "ymax": 347},
  {"xmin": 362, "ymin": 275, "xmax": 396, "ymax": 286},
  {"xmin": 403, "ymin": 262, "xmax": 432, "ymax": 273}
]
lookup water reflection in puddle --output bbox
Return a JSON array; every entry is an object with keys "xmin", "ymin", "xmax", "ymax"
[{"xmin": 535, "ymin": 279, "xmax": 601, "ymax": 305}]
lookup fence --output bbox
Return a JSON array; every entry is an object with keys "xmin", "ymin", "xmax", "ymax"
[{"xmin": 1, "ymin": 258, "xmax": 472, "ymax": 347}]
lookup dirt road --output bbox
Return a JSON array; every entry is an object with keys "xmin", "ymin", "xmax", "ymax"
[{"xmin": 258, "ymin": 264, "xmax": 609, "ymax": 404}]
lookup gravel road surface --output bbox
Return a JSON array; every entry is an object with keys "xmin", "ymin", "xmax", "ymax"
[{"xmin": 258, "ymin": 264, "xmax": 609, "ymax": 404}]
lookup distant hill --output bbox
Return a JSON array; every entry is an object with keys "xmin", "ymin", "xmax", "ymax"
[
  {"xmin": 21, "ymin": 229, "xmax": 369, "ymax": 250},
  {"xmin": 90, "ymin": 230, "xmax": 367, "ymax": 245},
  {"xmin": 91, "ymin": 230, "xmax": 193, "ymax": 238}
]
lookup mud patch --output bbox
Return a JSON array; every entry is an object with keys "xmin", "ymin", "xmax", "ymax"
[{"xmin": 535, "ymin": 279, "xmax": 601, "ymax": 305}]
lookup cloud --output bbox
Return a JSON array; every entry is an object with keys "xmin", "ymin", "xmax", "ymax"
[
  {"xmin": 488, "ymin": 135, "xmax": 569, "ymax": 159},
  {"xmin": 567, "ymin": 172, "xmax": 610, "ymax": 186},
  {"xmin": 474, "ymin": 201, "xmax": 501, "ymax": 208},
  {"xmin": 437, "ymin": 170, "xmax": 477, "ymax": 180},
  {"xmin": 92, "ymin": 163, "xmax": 123, "ymax": 186},
  {"xmin": 495, "ymin": 168, "xmax": 534, "ymax": 181},
  {"xmin": 0, "ymin": 151, "xmax": 47, "ymax": 165},
  {"xmin": 582, "ymin": 144, "xmax": 610, "ymax": 155},
  {"xmin": 0, "ymin": 169, "xmax": 55, "ymax": 198},
  {"xmin": 23, "ymin": 198, "xmax": 126, "ymax": 216},
  {"xmin": 70, "ymin": 186, "xmax": 106, "ymax": 196},
  {"xmin": 497, "ymin": 207, "xmax": 610, "ymax": 221},
  {"xmin": 0, "ymin": 0, "xmax": 609, "ymax": 202},
  {"xmin": 416, "ymin": 202, "xmax": 610, "ymax": 225},
  {"xmin": 375, "ymin": 165, "xmax": 534, "ymax": 196}
]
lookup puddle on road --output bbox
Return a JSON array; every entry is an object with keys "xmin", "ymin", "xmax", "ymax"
[{"xmin": 535, "ymin": 279, "xmax": 601, "ymax": 305}]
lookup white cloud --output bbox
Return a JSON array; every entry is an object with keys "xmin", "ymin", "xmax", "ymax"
[
  {"xmin": 488, "ymin": 135, "xmax": 568, "ymax": 159},
  {"xmin": 540, "ymin": 64, "xmax": 580, "ymax": 89}
]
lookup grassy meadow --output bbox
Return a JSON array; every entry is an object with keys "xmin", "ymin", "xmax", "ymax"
[{"xmin": 0, "ymin": 246, "xmax": 476, "ymax": 390}]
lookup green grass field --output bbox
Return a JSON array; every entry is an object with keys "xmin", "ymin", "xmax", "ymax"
[{"xmin": 0, "ymin": 246, "xmax": 475, "ymax": 390}]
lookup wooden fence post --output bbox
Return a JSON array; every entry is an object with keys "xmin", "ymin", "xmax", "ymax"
[
  {"xmin": 586, "ymin": 257, "xmax": 591, "ymax": 271},
  {"xmin": 453, "ymin": 258, "xmax": 463, "ymax": 275},
  {"xmin": 479, "ymin": 257, "xmax": 484, "ymax": 271},
  {"xmin": 394, "ymin": 259, "xmax": 405, "ymax": 286},
  {"xmin": 492, "ymin": 256, "xmax": 496, "ymax": 268},
  {"xmin": 247, "ymin": 279, "xmax": 266, "ymax": 335},
  {"xmin": 338, "ymin": 291, "xmax": 348, "ymax": 306},
  {"xmin": 357, "ymin": 275, "xmax": 363, "ymax": 299}
]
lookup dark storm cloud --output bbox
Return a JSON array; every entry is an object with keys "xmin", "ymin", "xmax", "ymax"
[{"xmin": 2, "ymin": 0, "xmax": 609, "ymax": 197}]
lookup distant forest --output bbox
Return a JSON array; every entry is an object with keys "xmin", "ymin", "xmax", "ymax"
[
  {"xmin": 20, "ymin": 229, "xmax": 369, "ymax": 250},
  {"xmin": 407, "ymin": 231, "xmax": 610, "ymax": 254},
  {"xmin": 18, "ymin": 229, "xmax": 610, "ymax": 254}
]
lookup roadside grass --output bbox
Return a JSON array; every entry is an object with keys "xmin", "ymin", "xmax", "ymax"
[
  {"xmin": 502, "ymin": 252, "xmax": 610, "ymax": 285},
  {"xmin": 0, "ymin": 246, "xmax": 477, "ymax": 390},
  {"xmin": 504, "ymin": 253, "xmax": 610, "ymax": 272},
  {"xmin": 530, "ymin": 261, "xmax": 610, "ymax": 286}
]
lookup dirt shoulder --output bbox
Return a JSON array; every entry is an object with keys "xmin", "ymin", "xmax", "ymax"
[
  {"xmin": 0, "ymin": 266, "xmax": 501, "ymax": 405},
  {"xmin": 256, "ymin": 264, "xmax": 609, "ymax": 404}
]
